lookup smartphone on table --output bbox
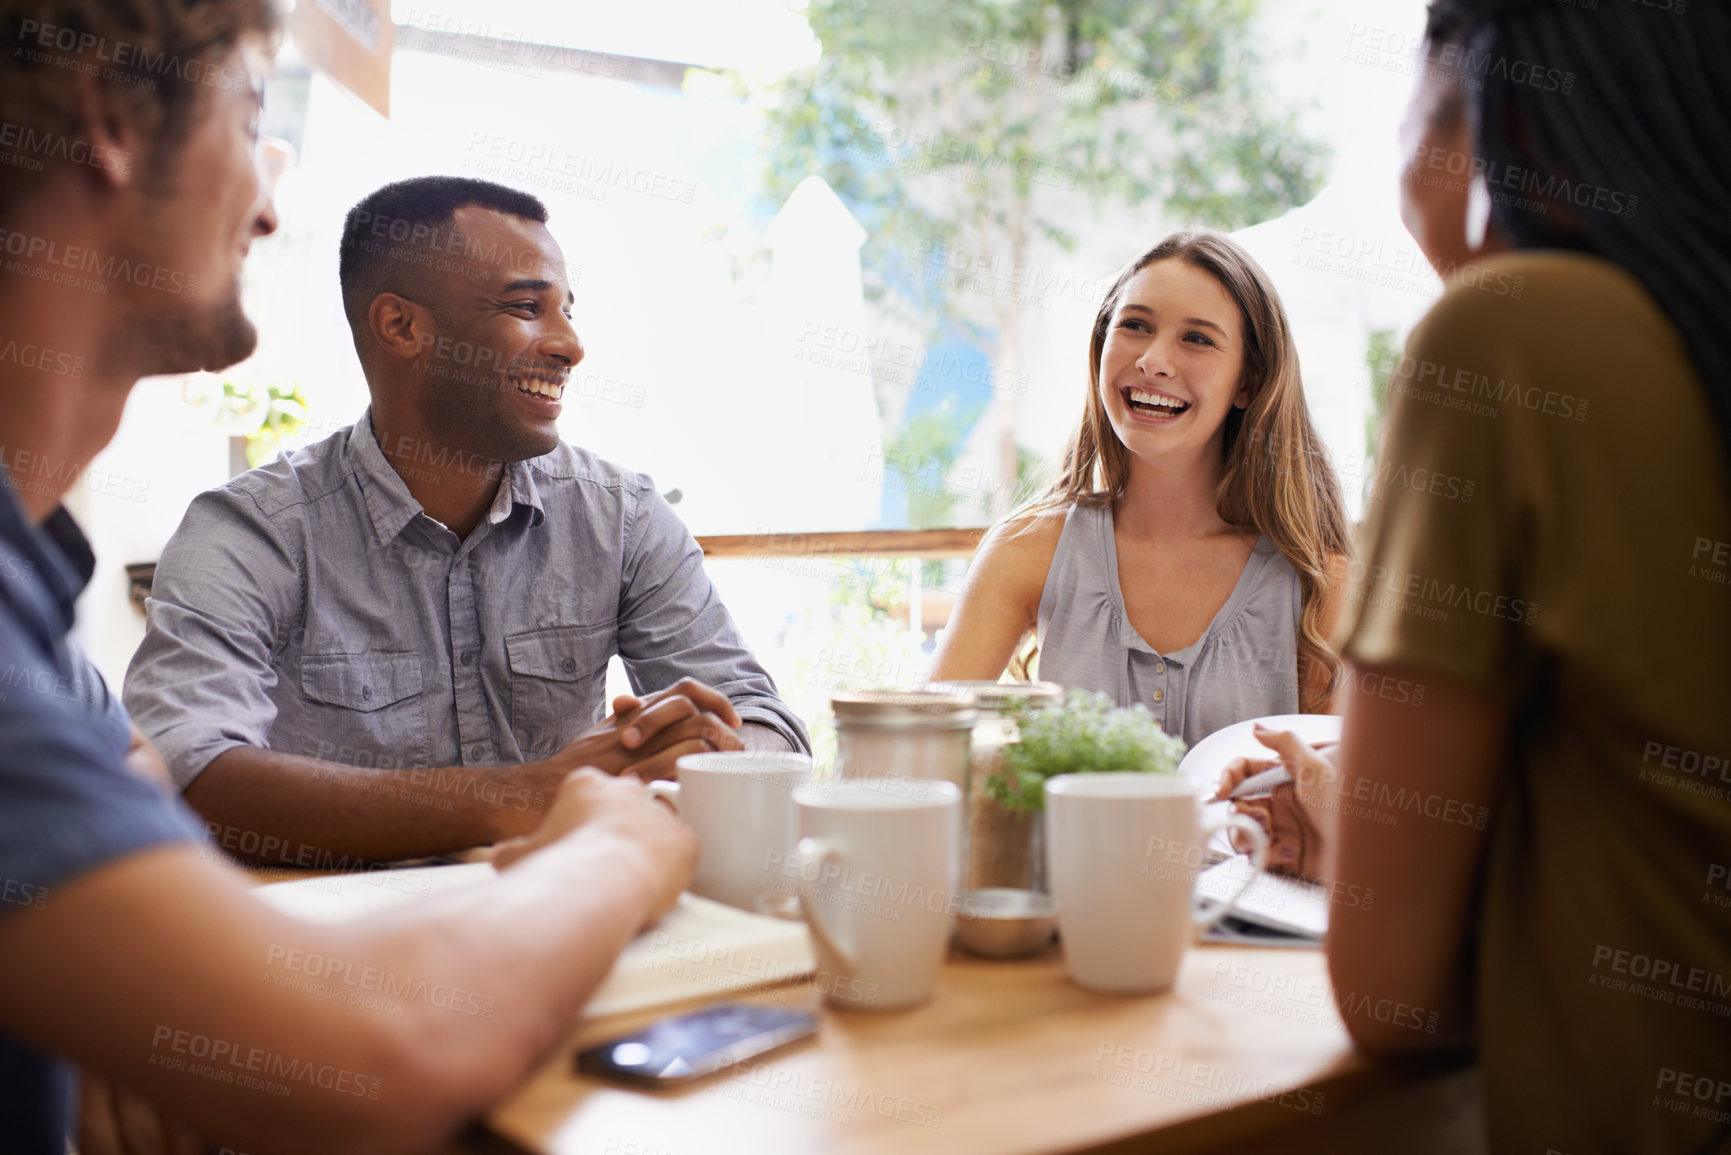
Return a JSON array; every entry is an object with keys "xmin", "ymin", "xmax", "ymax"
[{"xmin": 575, "ymin": 1003, "xmax": 818, "ymax": 1085}]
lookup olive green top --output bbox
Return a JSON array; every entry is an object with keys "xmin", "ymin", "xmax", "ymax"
[{"xmin": 1341, "ymin": 251, "xmax": 1731, "ymax": 1153}]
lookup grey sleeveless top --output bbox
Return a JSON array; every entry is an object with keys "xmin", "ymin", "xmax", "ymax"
[{"xmin": 1035, "ymin": 503, "xmax": 1303, "ymax": 749}]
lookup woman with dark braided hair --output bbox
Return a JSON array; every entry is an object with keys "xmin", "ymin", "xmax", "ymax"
[{"xmin": 1214, "ymin": 1, "xmax": 1731, "ymax": 1150}]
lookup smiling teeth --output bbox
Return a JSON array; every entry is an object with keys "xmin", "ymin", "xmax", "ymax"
[
  {"xmin": 1129, "ymin": 388, "xmax": 1188, "ymax": 412},
  {"xmin": 512, "ymin": 376, "xmax": 564, "ymax": 400}
]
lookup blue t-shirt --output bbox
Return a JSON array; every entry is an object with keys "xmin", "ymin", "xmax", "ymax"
[{"xmin": 0, "ymin": 474, "xmax": 204, "ymax": 1152}]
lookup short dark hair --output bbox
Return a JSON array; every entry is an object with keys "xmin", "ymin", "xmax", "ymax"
[
  {"xmin": 337, "ymin": 175, "xmax": 549, "ymax": 336},
  {"xmin": 0, "ymin": 0, "xmax": 278, "ymax": 216}
]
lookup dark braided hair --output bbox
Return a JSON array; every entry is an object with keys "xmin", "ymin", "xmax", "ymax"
[{"xmin": 1424, "ymin": 0, "xmax": 1731, "ymax": 454}]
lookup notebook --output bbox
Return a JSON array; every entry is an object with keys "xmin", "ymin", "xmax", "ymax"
[
  {"xmin": 252, "ymin": 863, "xmax": 816, "ymax": 1019},
  {"xmin": 1194, "ymin": 854, "xmax": 1330, "ymax": 945}
]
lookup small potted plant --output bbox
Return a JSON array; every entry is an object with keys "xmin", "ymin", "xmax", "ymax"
[
  {"xmin": 975, "ymin": 689, "xmax": 1187, "ymax": 892},
  {"xmin": 222, "ymin": 379, "xmax": 311, "ymax": 471},
  {"xmin": 182, "ymin": 375, "xmax": 312, "ymax": 473}
]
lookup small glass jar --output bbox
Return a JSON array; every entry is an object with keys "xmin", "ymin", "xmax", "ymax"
[
  {"xmin": 931, "ymin": 681, "xmax": 1063, "ymax": 893},
  {"xmin": 831, "ymin": 690, "xmax": 977, "ymax": 873},
  {"xmin": 831, "ymin": 690, "xmax": 977, "ymax": 788}
]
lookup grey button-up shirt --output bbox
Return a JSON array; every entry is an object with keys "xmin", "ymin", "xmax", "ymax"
[{"xmin": 124, "ymin": 412, "xmax": 807, "ymax": 789}]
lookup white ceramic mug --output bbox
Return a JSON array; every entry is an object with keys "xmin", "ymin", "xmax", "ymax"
[
  {"xmin": 788, "ymin": 776, "xmax": 960, "ymax": 1011},
  {"xmin": 1045, "ymin": 772, "xmax": 1268, "ymax": 995},
  {"xmin": 646, "ymin": 752, "xmax": 811, "ymax": 912}
]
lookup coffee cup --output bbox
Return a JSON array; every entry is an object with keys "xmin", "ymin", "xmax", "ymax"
[
  {"xmin": 1045, "ymin": 772, "xmax": 1268, "ymax": 994},
  {"xmin": 788, "ymin": 776, "xmax": 960, "ymax": 1011},
  {"xmin": 646, "ymin": 752, "xmax": 811, "ymax": 913}
]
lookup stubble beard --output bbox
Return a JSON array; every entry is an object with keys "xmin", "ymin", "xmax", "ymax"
[
  {"xmin": 110, "ymin": 280, "xmax": 259, "ymax": 379},
  {"xmin": 420, "ymin": 354, "xmax": 559, "ymax": 467}
]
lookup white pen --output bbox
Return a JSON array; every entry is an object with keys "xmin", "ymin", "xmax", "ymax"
[
  {"xmin": 1224, "ymin": 740, "xmax": 1338, "ymax": 799},
  {"xmin": 1226, "ymin": 766, "xmax": 1292, "ymax": 800}
]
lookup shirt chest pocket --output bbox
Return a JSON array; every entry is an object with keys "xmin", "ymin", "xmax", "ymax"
[
  {"xmin": 298, "ymin": 652, "xmax": 430, "ymax": 769},
  {"xmin": 506, "ymin": 625, "xmax": 614, "ymax": 759}
]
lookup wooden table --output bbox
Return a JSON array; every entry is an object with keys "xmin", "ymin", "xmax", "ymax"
[{"xmin": 481, "ymin": 940, "xmax": 1484, "ymax": 1155}]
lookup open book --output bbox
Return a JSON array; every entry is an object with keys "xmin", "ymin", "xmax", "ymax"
[
  {"xmin": 253, "ymin": 863, "xmax": 816, "ymax": 1019},
  {"xmin": 1178, "ymin": 714, "xmax": 1343, "ymax": 947}
]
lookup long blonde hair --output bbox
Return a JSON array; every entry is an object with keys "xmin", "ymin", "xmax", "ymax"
[{"xmin": 1015, "ymin": 230, "xmax": 1349, "ymax": 710}]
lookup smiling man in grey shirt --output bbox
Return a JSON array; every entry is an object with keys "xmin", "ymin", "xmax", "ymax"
[{"xmin": 123, "ymin": 176, "xmax": 806, "ymax": 864}]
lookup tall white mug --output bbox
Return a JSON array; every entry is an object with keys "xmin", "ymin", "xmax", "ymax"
[
  {"xmin": 646, "ymin": 752, "xmax": 811, "ymax": 912},
  {"xmin": 1045, "ymin": 772, "xmax": 1268, "ymax": 995},
  {"xmin": 789, "ymin": 776, "xmax": 960, "ymax": 1011}
]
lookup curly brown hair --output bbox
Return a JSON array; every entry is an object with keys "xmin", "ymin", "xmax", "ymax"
[{"xmin": 0, "ymin": 0, "xmax": 277, "ymax": 214}]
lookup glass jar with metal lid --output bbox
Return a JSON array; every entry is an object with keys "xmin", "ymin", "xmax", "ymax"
[
  {"xmin": 929, "ymin": 681, "xmax": 1063, "ymax": 893},
  {"xmin": 830, "ymin": 690, "xmax": 976, "ymax": 888},
  {"xmin": 830, "ymin": 690, "xmax": 977, "ymax": 788}
]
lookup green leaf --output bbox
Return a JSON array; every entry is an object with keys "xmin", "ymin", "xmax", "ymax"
[{"xmin": 987, "ymin": 688, "xmax": 1187, "ymax": 813}]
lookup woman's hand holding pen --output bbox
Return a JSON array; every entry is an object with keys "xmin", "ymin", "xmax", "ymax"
[{"xmin": 1213, "ymin": 725, "xmax": 1340, "ymax": 881}]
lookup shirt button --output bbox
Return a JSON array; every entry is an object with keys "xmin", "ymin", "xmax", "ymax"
[
  {"xmin": 1152, "ymin": 689, "xmax": 1165, "ymax": 703},
  {"xmin": 562, "ymin": 657, "xmax": 577, "ymax": 674},
  {"xmin": 362, "ymin": 686, "xmax": 372, "ymax": 701},
  {"xmin": 470, "ymin": 745, "xmax": 486, "ymax": 760},
  {"xmin": 461, "ymin": 651, "xmax": 475, "ymax": 665},
  {"xmin": 1155, "ymin": 662, "xmax": 1166, "ymax": 675}
]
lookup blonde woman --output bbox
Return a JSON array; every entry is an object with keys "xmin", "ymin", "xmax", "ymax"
[{"xmin": 932, "ymin": 231, "xmax": 1349, "ymax": 744}]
